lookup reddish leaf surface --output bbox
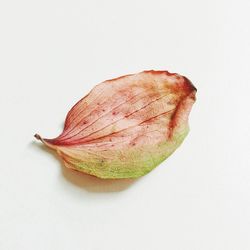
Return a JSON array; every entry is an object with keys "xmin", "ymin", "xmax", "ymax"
[{"xmin": 35, "ymin": 70, "xmax": 196, "ymax": 179}]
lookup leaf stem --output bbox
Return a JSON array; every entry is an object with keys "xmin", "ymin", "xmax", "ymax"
[{"xmin": 34, "ymin": 133, "xmax": 42, "ymax": 141}]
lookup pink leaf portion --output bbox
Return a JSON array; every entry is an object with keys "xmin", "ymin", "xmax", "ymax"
[{"xmin": 35, "ymin": 70, "xmax": 196, "ymax": 179}]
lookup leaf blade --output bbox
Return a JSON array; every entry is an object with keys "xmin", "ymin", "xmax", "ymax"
[{"xmin": 36, "ymin": 70, "xmax": 196, "ymax": 179}]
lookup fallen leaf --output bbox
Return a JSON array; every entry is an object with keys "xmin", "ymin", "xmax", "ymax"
[{"xmin": 35, "ymin": 70, "xmax": 196, "ymax": 179}]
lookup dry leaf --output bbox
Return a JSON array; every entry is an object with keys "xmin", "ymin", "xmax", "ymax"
[{"xmin": 35, "ymin": 70, "xmax": 196, "ymax": 179}]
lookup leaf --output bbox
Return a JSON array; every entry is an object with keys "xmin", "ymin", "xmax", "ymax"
[{"xmin": 35, "ymin": 70, "xmax": 197, "ymax": 179}]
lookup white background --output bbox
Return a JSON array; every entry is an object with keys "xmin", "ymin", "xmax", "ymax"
[{"xmin": 0, "ymin": 0, "xmax": 250, "ymax": 249}]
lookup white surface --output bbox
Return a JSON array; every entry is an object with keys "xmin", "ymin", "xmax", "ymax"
[{"xmin": 0, "ymin": 0, "xmax": 250, "ymax": 249}]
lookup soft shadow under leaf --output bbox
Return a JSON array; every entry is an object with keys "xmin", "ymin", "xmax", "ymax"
[{"xmin": 33, "ymin": 141, "xmax": 137, "ymax": 193}]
